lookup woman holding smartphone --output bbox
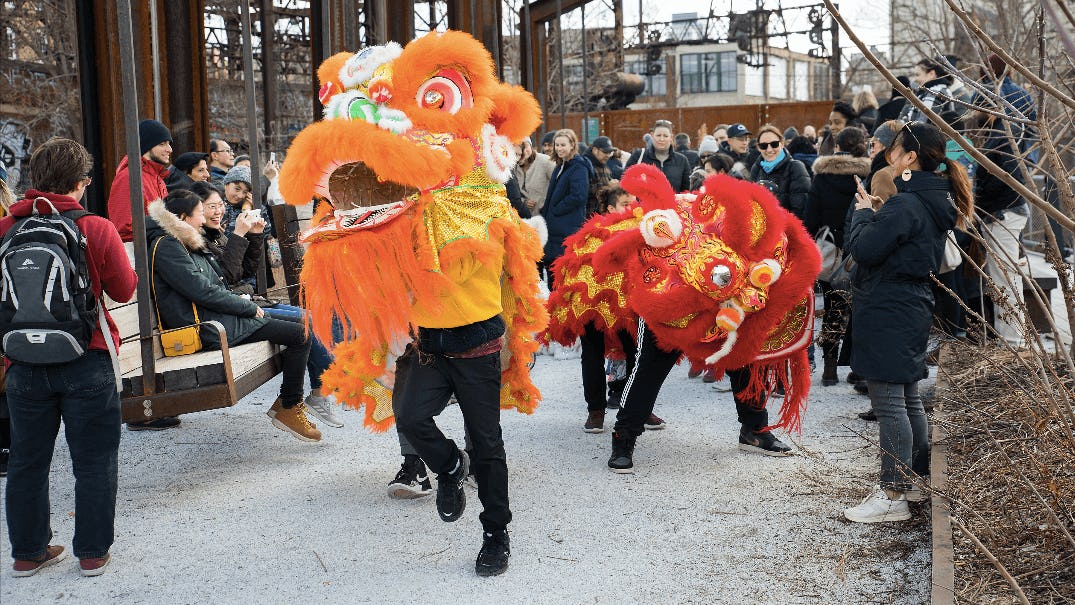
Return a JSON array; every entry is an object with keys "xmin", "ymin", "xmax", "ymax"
[{"xmin": 842, "ymin": 122, "xmax": 974, "ymax": 523}]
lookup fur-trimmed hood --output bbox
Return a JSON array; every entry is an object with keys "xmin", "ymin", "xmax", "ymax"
[
  {"xmin": 811, "ymin": 154, "xmax": 871, "ymax": 177},
  {"xmin": 147, "ymin": 200, "xmax": 206, "ymax": 251}
]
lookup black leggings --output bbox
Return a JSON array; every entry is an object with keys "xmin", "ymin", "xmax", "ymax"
[{"xmin": 240, "ymin": 318, "xmax": 312, "ymax": 408}]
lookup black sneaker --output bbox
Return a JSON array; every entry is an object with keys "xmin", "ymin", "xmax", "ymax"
[
  {"xmin": 436, "ymin": 449, "xmax": 469, "ymax": 522},
  {"xmin": 857, "ymin": 409, "xmax": 877, "ymax": 421},
  {"xmin": 607, "ymin": 431, "xmax": 636, "ymax": 473},
  {"xmin": 853, "ymin": 380, "xmax": 869, "ymax": 395},
  {"xmin": 737, "ymin": 428, "xmax": 793, "ymax": 457},
  {"xmin": 846, "ymin": 371, "xmax": 862, "ymax": 384},
  {"xmin": 127, "ymin": 416, "xmax": 181, "ymax": 431},
  {"xmin": 475, "ymin": 529, "xmax": 510, "ymax": 577},
  {"xmin": 387, "ymin": 456, "xmax": 433, "ymax": 499}
]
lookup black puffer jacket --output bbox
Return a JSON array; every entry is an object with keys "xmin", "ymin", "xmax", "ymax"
[
  {"xmin": 625, "ymin": 145, "xmax": 692, "ymax": 192},
  {"xmin": 748, "ymin": 151, "xmax": 811, "ymax": 219},
  {"xmin": 146, "ymin": 201, "xmax": 267, "ymax": 349},
  {"xmin": 804, "ymin": 154, "xmax": 872, "ymax": 247},
  {"xmin": 846, "ymin": 172, "xmax": 956, "ymax": 383}
]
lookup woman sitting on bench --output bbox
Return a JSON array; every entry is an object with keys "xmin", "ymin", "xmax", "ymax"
[
  {"xmin": 189, "ymin": 181, "xmax": 343, "ymax": 429},
  {"xmin": 146, "ymin": 189, "xmax": 320, "ymax": 442}
]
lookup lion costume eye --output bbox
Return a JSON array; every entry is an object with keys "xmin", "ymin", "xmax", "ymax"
[
  {"xmin": 711, "ymin": 265, "xmax": 733, "ymax": 288},
  {"xmin": 416, "ymin": 69, "xmax": 473, "ymax": 114}
]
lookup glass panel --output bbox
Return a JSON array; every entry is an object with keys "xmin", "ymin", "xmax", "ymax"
[
  {"xmin": 769, "ymin": 56, "xmax": 787, "ymax": 99},
  {"xmin": 720, "ymin": 52, "xmax": 738, "ymax": 92}
]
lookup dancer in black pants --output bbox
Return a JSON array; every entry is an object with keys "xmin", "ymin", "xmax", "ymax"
[
  {"xmin": 580, "ymin": 323, "xmax": 637, "ymax": 433},
  {"xmin": 608, "ymin": 319, "xmax": 793, "ymax": 473},
  {"xmin": 394, "ymin": 315, "xmax": 511, "ymax": 576}
]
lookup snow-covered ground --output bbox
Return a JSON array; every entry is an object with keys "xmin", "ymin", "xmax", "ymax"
[{"xmin": 1, "ymin": 357, "xmax": 931, "ymax": 604}]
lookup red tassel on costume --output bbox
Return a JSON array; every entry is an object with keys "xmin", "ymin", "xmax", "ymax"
[{"xmin": 736, "ymin": 348, "xmax": 810, "ymax": 434}]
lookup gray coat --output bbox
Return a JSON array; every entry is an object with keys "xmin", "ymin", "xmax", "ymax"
[
  {"xmin": 846, "ymin": 172, "xmax": 957, "ymax": 383},
  {"xmin": 146, "ymin": 201, "xmax": 267, "ymax": 349}
]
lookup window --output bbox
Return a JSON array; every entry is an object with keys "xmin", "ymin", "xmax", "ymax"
[
  {"xmin": 769, "ymin": 56, "xmax": 787, "ymax": 100},
  {"xmin": 745, "ymin": 63, "xmax": 763, "ymax": 97},
  {"xmin": 793, "ymin": 61, "xmax": 810, "ymax": 101},
  {"xmin": 625, "ymin": 59, "xmax": 667, "ymax": 97},
  {"xmin": 678, "ymin": 52, "xmax": 737, "ymax": 94}
]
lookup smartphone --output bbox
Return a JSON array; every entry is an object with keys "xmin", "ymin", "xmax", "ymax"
[
  {"xmin": 269, "ymin": 152, "xmax": 276, "ymax": 165},
  {"xmin": 853, "ymin": 175, "xmax": 867, "ymax": 196}
]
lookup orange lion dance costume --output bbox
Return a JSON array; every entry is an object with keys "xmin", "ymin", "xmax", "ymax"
[
  {"xmin": 278, "ymin": 31, "xmax": 547, "ymax": 431},
  {"xmin": 548, "ymin": 166, "xmax": 821, "ymax": 431}
]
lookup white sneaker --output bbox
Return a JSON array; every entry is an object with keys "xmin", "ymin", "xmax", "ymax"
[
  {"xmin": 711, "ymin": 377, "xmax": 733, "ymax": 392},
  {"xmin": 844, "ymin": 488, "xmax": 911, "ymax": 523},
  {"xmin": 304, "ymin": 393, "xmax": 344, "ymax": 428}
]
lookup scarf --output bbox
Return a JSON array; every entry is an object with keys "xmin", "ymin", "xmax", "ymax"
[{"xmin": 759, "ymin": 149, "xmax": 787, "ymax": 174}]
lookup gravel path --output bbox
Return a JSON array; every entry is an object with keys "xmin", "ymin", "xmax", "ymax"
[{"xmin": 2, "ymin": 357, "xmax": 931, "ymax": 604}]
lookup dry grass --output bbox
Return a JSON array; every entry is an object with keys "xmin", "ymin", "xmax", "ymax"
[{"xmin": 937, "ymin": 341, "xmax": 1075, "ymax": 604}]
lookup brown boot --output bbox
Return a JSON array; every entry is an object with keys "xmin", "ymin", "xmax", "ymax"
[
  {"xmin": 821, "ymin": 357, "xmax": 838, "ymax": 386},
  {"xmin": 584, "ymin": 410, "xmax": 605, "ymax": 433},
  {"xmin": 268, "ymin": 399, "xmax": 322, "ymax": 442}
]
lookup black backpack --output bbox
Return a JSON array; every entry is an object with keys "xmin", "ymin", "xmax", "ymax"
[{"xmin": 0, "ymin": 198, "xmax": 97, "ymax": 365}]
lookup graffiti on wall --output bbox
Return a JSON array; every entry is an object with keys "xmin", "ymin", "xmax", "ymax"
[{"xmin": 0, "ymin": 120, "xmax": 33, "ymax": 192}]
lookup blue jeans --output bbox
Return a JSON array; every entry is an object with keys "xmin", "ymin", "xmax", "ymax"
[
  {"xmin": 263, "ymin": 304, "xmax": 337, "ymax": 389},
  {"xmin": 867, "ymin": 380, "xmax": 929, "ymax": 490},
  {"xmin": 5, "ymin": 351, "xmax": 121, "ymax": 560}
]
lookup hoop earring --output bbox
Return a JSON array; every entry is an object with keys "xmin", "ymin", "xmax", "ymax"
[{"xmin": 901, "ymin": 168, "xmax": 912, "ymax": 182}]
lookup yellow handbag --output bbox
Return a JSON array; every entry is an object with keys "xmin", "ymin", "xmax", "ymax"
[{"xmin": 151, "ymin": 238, "xmax": 204, "ymax": 357}]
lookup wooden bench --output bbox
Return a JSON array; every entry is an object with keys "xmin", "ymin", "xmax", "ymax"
[{"xmin": 112, "ymin": 242, "xmax": 284, "ymax": 423}]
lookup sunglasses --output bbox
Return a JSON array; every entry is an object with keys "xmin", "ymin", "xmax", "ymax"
[
  {"xmin": 756, "ymin": 140, "xmax": 782, "ymax": 150},
  {"xmin": 654, "ymin": 120, "xmax": 673, "ymax": 129}
]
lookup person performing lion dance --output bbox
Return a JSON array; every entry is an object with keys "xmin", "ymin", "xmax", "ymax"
[
  {"xmin": 278, "ymin": 31, "xmax": 546, "ymax": 577},
  {"xmin": 548, "ymin": 165, "xmax": 821, "ymax": 472}
]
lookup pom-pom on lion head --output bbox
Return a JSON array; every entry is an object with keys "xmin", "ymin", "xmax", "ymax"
[{"xmin": 280, "ymin": 31, "xmax": 541, "ymax": 235}]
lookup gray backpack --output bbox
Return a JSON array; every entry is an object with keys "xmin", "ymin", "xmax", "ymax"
[{"xmin": 0, "ymin": 198, "xmax": 97, "ymax": 365}]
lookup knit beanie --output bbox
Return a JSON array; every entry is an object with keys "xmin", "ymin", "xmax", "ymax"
[
  {"xmin": 540, "ymin": 132, "xmax": 556, "ymax": 146},
  {"xmin": 139, "ymin": 119, "xmax": 172, "ymax": 155},
  {"xmin": 783, "ymin": 126, "xmax": 799, "ymax": 141},
  {"xmin": 223, "ymin": 165, "xmax": 251, "ymax": 186},
  {"xmin": 874, "ymin": 121, "xmax": 900, "ymax": 149},
  {"xmin": 697, "ymin": 136, "xmax": 719, "ymax": 155}
]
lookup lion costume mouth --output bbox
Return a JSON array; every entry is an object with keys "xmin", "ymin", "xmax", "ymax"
[{"xmin": 302, "ymin": 161, "xmax": 419, "ymax": 241}]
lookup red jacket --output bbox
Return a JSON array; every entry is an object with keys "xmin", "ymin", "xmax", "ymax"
[
  {"xmin": 107, "ymin": 155, "xmax": 169, "ymax": 242},
  {"xmin": 0, "ymin": 191, "xmax": 138, "ymax": 352}
]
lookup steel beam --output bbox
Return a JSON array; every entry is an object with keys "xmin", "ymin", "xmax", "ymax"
[
  {"xmin": 162, "ymin": 0, "xmax": 208, "ymax": 156},
  {"xmin": 448, "ymin": 0, "xmax": 502, "ymax": 74}
]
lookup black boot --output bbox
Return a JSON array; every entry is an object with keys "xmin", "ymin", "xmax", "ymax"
[
  {"xmin": 608, "ymin": 431, "xmax": 636, "ymax": 473},
  {"xmin": 821, "ymin": 357, "xmax": 838, "ymax": 386},
  {"xmin": 475, "ymin": 529, "xmax": 510, "ymax": 576}
]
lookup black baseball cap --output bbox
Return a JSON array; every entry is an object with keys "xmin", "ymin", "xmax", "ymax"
[
  {"xmin": 591, "ymin": 136, "xmax": 615, "ymax": 152},
  {"xmin": 727, "ymin": 123, "xmax": 752, "ymax": 138}
]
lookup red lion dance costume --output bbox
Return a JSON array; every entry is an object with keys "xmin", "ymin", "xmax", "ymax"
[
  {"xmin": 547, "ymin": 165, "xmax": 821, "ymax": 431},
  {"xmin": 278, "ymin": 31, "xmax": 547, "ymax": 431}
]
